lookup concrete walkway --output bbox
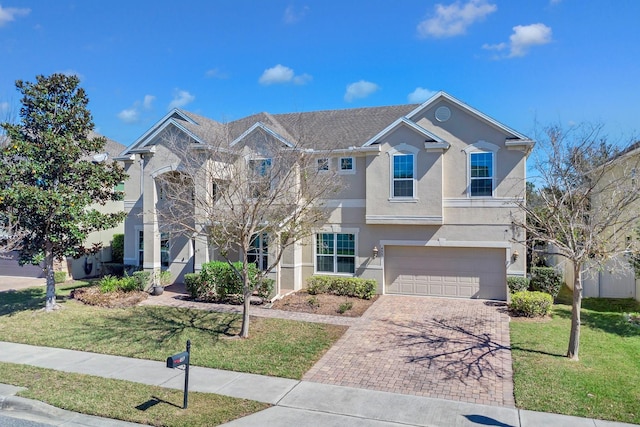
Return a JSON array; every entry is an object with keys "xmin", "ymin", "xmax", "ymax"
[{"xmin": 1, "ymin": 342, "xmax": 635, "ymax": 427}]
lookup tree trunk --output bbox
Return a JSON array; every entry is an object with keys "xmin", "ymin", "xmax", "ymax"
[
  {"xmin": 239, "ymin": 260, "xmax": 251, "ymax": 338},
  {"xmin": 44, "ymin": 243, "xmax": 57, "ymax": 312},
  {"xmin": 567, "ymin": 264, "xmax": 582, "ymax": 360}
]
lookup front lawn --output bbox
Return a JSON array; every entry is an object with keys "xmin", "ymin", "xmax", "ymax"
[
  {"xmin": 0, "ymin": 283, "xmax": 346, "ymax": 379},
  {"xmin": 0, "ymin": 362, "xmax": 268, "ymax": 427},
  {"xmin": 510, "ymin": 296, "xmax": 640, "ymax": 424}
]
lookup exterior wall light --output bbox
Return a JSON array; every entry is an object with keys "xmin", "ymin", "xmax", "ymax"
[
  {"xmin": 512, "ymin": 250, "xmax": 520, "ymax": 261},
  {"xmin": 372, "ymin": 246, "xmax": 379, "ymax": 259}
]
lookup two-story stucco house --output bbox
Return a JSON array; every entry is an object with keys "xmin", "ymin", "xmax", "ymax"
[{"xmin": 116, "ymin": 92, "xmax": 533, "ymax": 300}]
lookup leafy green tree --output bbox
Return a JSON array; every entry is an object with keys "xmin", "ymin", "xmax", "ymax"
[{"xmin": 0, "ymin": 74, "xmax": 127, "ymax": 311}]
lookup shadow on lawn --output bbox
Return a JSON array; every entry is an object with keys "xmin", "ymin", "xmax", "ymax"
[
  {"xmin": 96, "ymin": 306, "xmax": 241, "ymax": 347},
  {"xmin": 389, "ymin": 316, "xmax": 510, "ymax": 384},
  {"xmin": 0, "ymin": 287, "xmax": 46, "ymax": 315},
  {"xmin": 553, "ymin": 305, "xmax": 640, "ymax": 338}
]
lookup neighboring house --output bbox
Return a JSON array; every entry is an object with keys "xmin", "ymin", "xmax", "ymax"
[
  {"xmin": 116, "ymin": 92, "xmax": 533, "ymax": 300},
  {"xmin": 548, "ymin": 142, "xmax": 640, "ymax": 300},
  {"xmin": 68, "ymin": 134, "xmax": 126, "ymax": 280},
  {"xmin": 0, "ymin": 133, "xmax": 126, "ymax": 280}
]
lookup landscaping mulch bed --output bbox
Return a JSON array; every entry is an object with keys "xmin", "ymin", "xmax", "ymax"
[
  {"xmin": 271, "ymin": 291, "xmax": 378, "ymax": 317},
  {"xmin": 72, "ymin": 287, "xmax": 148, "ymax": 308}
]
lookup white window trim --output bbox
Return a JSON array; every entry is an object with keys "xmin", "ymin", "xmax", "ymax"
[
  {"xmin": 136, "ymin": 227, "xmax": 144, "ymax": 267},
  {"xmin": 247, "ymin": 157, "xmax": 273, "ymax": 197},
  {"xmin": 387, "ymin": 143, "xmax": 419, "ymax": 201},
  {"xmin": 248, "ymin": 233, "xmax": 269, "ymax": 271},
  {"xmin": 338, "ymin": 156, "xmax": 356, "ymax": 175},
  {"xmin": 160, "ymin": 232, "xmax": 170, "ymax": 270},
  {"xmin": 313, "ymin": 230, "xmax": 358, "ymax": 276},
  {"xmin": 317, "ymin": 157, "xmax": 330, "ymax": 172},
  {"xmin": 464, "ymin": 140, "xmax": 499, "ymax": 198}
]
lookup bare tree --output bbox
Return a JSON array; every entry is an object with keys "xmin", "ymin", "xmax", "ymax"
[
  {"xmin": 156, "ymin": 122, "xmax": 342, "ymax": 338},
  {"xmin": 514, "ymin": 123, "xmax": 640, "ymax": 360}
]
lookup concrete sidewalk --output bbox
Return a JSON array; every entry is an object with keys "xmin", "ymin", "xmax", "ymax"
[{"xmin": 0, "ymin": 342, "xmax": 635, "ymax": 427}]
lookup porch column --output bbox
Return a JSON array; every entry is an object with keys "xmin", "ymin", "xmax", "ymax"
[{"xmin": 142, "ymin": 155, "xmax": 160, "ymax": 272}]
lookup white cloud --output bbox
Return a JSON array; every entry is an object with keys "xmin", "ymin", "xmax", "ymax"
[
  {"xmin": 117, "ymin": 94, "xmax": 156, "ymax": 123},
  {"xmin": 117, "ymin": 108, "xmax": 139, "ymax": 124},
  {"xmin": 344, "ymin": 80, "xmax": 379, "ymax": 102},
  {"xmin": 417, "ymin": 0, "xmax": 496, "ymax": 38},
  {"xmin": 205, "ymin": 68, "xmax": 228, "ymax": 79},
  {"xmin": 58, "ymin": 69, "xmax": 84, "ymax": 81},
  {"xmin": 408, "ymin": 87, "xmax": 437, "ymax": 103},
  {"xmin": 483, "ymin": 23, "xmax": 552, "ymax": 58},
  {"xmin": 142, "ymin": 95, "xmax": 155, "ymax": 110},
  {"xmin": 259, "ymin": 64, "xmax": 312, "ymax": 85},
  {"xmin": 283, "ymin": 5, "xmax": 309, "ymax": 24},
  {"xmin": 0, "ymin": 102, "xmax": 9, "ymax": 113},
  {"xmin": 0, "ymin": 5, "xmax": 30, "ymax": 27},
  {"xmin": 168, "ymin": 89, "xmax": 195, "ymax": 110}
]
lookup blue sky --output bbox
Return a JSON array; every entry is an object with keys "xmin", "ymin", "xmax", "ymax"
[{"xmin": 0, "ymin": 0, "xmax": 638, "ymax": 147}]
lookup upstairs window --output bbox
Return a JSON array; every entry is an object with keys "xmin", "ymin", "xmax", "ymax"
[
  {"xmin": 470, "ymin": 152, "xmax": 493, "ymax": 197},
  {"xmin": 393, "ymin": 154, "xmax": 414, "ymax": 198},
  {"xmin": 317, "ymin": 158, "xmax": 329, "ymax": 171},
  {"xmin": 339, "ymin": 157, "xmax": 355, "ymax": 174},
  {"xmin": 248, "ymin": 158, "xmax": 272, "ymax": 198}
]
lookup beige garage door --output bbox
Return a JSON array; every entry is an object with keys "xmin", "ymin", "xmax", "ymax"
[{"xmin": 385, "ymin": 246, "xmax": 506, "ymax": 300}]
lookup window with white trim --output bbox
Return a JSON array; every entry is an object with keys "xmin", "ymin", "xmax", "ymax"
[
  {"xmin": 339, "ymin": 157, "xmax": 354, "ymax": 173},
  {"xmin": 160, "ymin": 233, "xmax": 170, "ymax": 268},
  {"xmin": 317, "ymin": 158, "xmax": 329, "ymax": 171},
  {"xmin": 392, "ymin": 153, "xmax": 415, "ymax": 198},
  {"xmin": 248, "ymin": 158, "xmax": 272, "ymax": 198},
  {"xmin": 470, "ymin": 152, "xmax": 493, "ymax": 197},
  {"xmin": 316, "ymin": 233, "xmax": 355, "ymax": 274},
  {"xmin": 138, "ymin": 230, "xmax": 144, "ymax": 266},
  {"xmin": 248, "ymin": 233, "xmax": 268, "ymax": 271}
]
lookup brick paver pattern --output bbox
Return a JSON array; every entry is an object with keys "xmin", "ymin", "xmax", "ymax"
[
  {"xmin": 303, "ymin": 295, "xmax": 514, "ymax": 407},
  {"xmin": 143, "ymin": 286, "xmax": 513, "ymax": 407}
]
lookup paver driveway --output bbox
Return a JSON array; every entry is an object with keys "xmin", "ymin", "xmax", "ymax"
[{"xmin": 304, "ymin": 295, "xmax": 514, "ymax": 407}]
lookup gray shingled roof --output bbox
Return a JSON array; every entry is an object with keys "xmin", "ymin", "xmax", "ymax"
[{"xmin": 177, "ymin": 104, "xmax": 420, "ymax": 150}]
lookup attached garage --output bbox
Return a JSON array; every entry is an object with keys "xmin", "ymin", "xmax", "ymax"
[{"xmin": 384, "ymin": 246, "xmax": 507, "ymax": 300}]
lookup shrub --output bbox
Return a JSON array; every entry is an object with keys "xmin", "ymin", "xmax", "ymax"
[
  {"xmin": 111, "ymin": 234, "xmax": 124, "ymax": 264},
  {"xmin": 157, "ymin": 270, "xmax": 172, "ymax": 286},
  {"xmin": 530, "ymin": 267, "xmax": 563, "ymax": 298},
  {"xmin": 507, "ymin": 276, "xmax": 530, "ymax": 293},
  {"xmin": 306, "ymin": 276, "xmax": 332, "ymax": 295},
  {"xmin": 132, "ymin": 271, "xmax": 151, "ymax": 292},
  {"xmin": 190, "ymin": 261, "xmax": 261, "ymax": 302},
  {"xmin": 509, "ymin": 291, "xmax": 553, "ymax": 317},
  {"xmin": 338, "ymin": 301, "xmax": 353, "ymax": 314},
  {"xmin": 184, "ymin": 273, "xmax": 202, "ymax": 298},
  {"xmin": 99, "ymin": 275, "xmax": 120, "ymax": 293},
  {"xmin": 99, "ymin": 274, "xmax": 140, "ymax": 293},
  {"xmin": 305, "ymin": 276, "xmax": 377, "ymax": 300},
  {"xmin": 256, "ymin": 278, "xmax": 275, "ymax": 300},
  {"xmin": 53, "ymin": 271, "xmax": 66, "ymax": 284},
  {"xmin": 118, "ymin": 275, "xmax": 139, "ymax": 292}
]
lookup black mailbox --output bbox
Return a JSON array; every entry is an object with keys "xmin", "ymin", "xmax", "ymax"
[{"xmin": 166, "ymin": 351, "xmax": 189, "ymax": 368}]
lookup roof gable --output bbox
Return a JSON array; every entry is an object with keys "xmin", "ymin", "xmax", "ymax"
[{"xmin": 362, "ymin": 117, "xmax": 446, "ymax": 147}]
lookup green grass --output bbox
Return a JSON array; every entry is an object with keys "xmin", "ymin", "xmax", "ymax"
[
  {"xmin": 510, "ymin": 295, "xmax": 640, "ymax": 424},
  {"xmin": 0, "ymin": 361, "xmax": 268, "ymax": 426},
  {"xmin": 0, "ymin": 283, "xmax": 346, "ymax": 379}
]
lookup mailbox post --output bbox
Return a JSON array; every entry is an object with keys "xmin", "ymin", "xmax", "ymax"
[{"xmin": 166, "ymin": 340, "xmax": 191, "ymax": 409}]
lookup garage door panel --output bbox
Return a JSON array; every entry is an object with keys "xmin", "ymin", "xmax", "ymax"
[{"xmin": 385, "ymin": 246, "xmax": 506, "ymax": 300}]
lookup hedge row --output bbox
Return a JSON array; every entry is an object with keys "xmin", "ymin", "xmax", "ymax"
[
  {"xmin": 507, "ymin": 267, "xmax": 563, "ymax": 298},
  {"xmin": 306, "ymin": 275, "xmax": 376, "ymax": 300},
  {"xmin": 185, "ymin": 261, "xmax": 273, "ymax": 303}
]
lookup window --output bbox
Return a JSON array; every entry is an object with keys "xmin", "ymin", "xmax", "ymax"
[
  {"xmin": 160, "ymin": 233, "xmax": 170, "ymax": 268},
  {"xmin": 392, "ymin": 154, "xmax": 414, "ymax": 198},
  {"xmin": 138, "ymin": 230, "xmax": 144, "ymax": 266},
  {"xmin": 317, "ymin": 158, "xmax": 329, "ymax": 171},
  {"xmin": 339, "ymin": 157, "xmax": 354, "ymax": 173},
  {"xmin": 249, "ymin": 158, "xmax": 272, "ymax": 198},
  {"xmin": 316, "ymin": 233, "xmax": 355, "ymax": 274},
  {"xmin": 248, "ymin": 233, "xmax": 268, "ymax": 271},
  {"xmin": 470, "ymin": 152, "xmax": 493, "ymax": 197}
]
